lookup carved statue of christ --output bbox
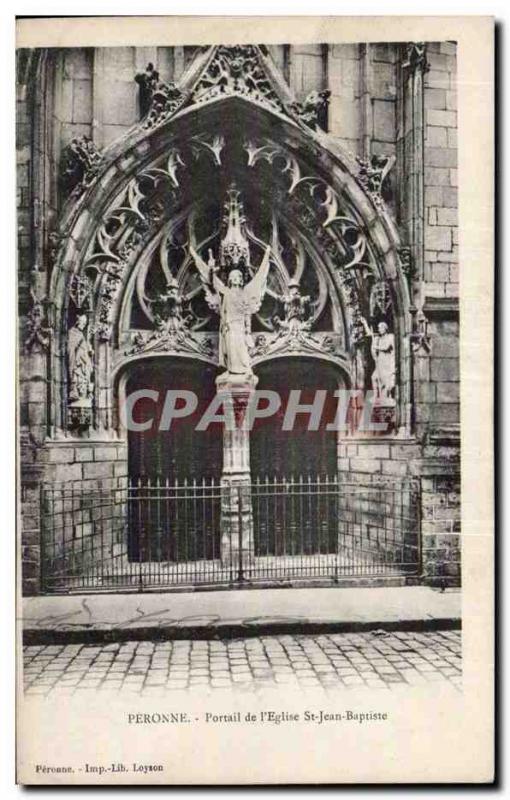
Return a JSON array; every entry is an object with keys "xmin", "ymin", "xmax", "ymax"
[{"xmin": 189, "ymin": 245, "xmax": 271, "ymax": 380}]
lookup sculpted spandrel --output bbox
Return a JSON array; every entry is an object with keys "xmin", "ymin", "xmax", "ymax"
[{"xmin": 189, "ymin": 245, "xmax": 271, "ymax": 381}]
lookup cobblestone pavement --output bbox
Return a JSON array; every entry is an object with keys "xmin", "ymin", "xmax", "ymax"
[{"xmin": 23, "ymin": 630, "xmax": 461, "ymax": 696}]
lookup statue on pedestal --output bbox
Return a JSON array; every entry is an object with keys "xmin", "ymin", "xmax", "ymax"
[
  {"xmin": 189, "ymin": 186, "xmax": 271, "ymax": 382},
  {"xmin": 360, "ymin": 318, "xmax": 396, "ymax": 403},
  {"xmin": 67, "ymin": 314, "xmax": 94, "ymax": 404}
]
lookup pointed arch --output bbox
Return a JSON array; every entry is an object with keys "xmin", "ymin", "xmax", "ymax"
[{"xmin": 48, "ymin": 47, "xmax": 412, "ymax": 438}]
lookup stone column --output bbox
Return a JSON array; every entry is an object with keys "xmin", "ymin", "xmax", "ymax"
[{"xmin": 216, "ymin": 374, "xmax": 257, "ymax": 570}]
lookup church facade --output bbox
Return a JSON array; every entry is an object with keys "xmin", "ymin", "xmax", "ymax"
[{"xmin": 17, "ymin": 42, "xmax": 461, "ymax": 596}]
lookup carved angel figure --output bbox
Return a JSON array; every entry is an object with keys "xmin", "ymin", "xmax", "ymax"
[{"xmin": 189, "ymin": 245, "xmax": 271, "ymax": 379}]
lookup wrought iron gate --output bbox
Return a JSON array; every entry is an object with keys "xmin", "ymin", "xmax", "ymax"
[{"xmin": 40, "ymin": 474, "xmax": 421, "ymax": 593}]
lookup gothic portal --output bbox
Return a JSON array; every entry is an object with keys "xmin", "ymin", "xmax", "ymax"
[{"xmin": 18, "ymin": 43, "xmax": 461, "ymax": 594}]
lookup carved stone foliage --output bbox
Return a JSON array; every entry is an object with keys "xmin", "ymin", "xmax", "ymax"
[
  {"xmin": 250, "ymin": 330, "xmax": 344, "ymax": 364},
  {"xmin": 25, "ymin": 290, "xmax": 52, "ymax": 353},
  {"xmin": 135, "ymin": 63, "xmax": 185, "ymax": 130},
  {"xmin": 70, "ymin": 274, "xmax": 94, "ymax": 311},
  {"xmin": 369, "ymin": 280, "xmax": 393, "ymax": 318},
  {"xmin": 79, "ymin": 147, "xmax": 185, "ymax": 342},
  {"xmin": 126, "ymin": 277, "xmax": 216, "ymax": 360},
  {"xmin": 272, "ymin": 283, "xmax": 313, "ymax": 334},
  {"xmin": 48, "ymin": 231, "xmax": 65, "ymax": 268},
  {"xmin": 398, "ymin": 246, "xmax": 413, "ymax": 283},
  {"xmin": 126, "ymin": 326, "xmax": 217, "ymax": 361},
  {"xmin": 402, "ymin": 42, "xmax": 430, "ymax": 75},
  {"xmin": 287, "ymin": 90, "xmax": 331, "ymax": 131},
  {"xmin": 244, "ymin": 139, "xmax": 386, "ymax": 353},
  {"xmin": 25, "ymin": 264, "xmax": 52, "ymax": 353},
  {"xmin": 60, "ymin": 136, "xmax": 103, "ymax": 197},
  {"xmin": 356, "ymin": 154, "xmax": 396, "ymax": 207},
  {"xmin": 133, "ymin": 47, "xmax": 331, "ymax": 134}
]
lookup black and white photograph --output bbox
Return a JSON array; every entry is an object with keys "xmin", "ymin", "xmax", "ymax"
[{"xmin": 14, "ymin": 15, "xmax": 493, "ymax": 785}]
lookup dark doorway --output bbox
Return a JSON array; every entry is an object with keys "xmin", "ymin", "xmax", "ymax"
[
  {"xmin": 250, "ymin": 358, "xmax": 342, "ymax": 556},
  {"xmin": 250, "ymin": 358, "xmax": 340, "ymax": 478},
  {"xmin": 126, "ymin": 359, "xmax": 221, "ymax": 481},
  {"xmin": 126, "ymin": 358, "xmax": 222, "ymax": 562}
]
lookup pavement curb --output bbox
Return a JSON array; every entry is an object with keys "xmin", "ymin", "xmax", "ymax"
[{"xmin": 23, "ymin": 617, "xmax": 461, "ymax": 646}]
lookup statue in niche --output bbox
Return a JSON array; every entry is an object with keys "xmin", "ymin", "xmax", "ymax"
[
  {"xmin": 360, "ymin": 318, "xmax": 396, "ymax": 403},
  {"xmin": 67, "ymin": 313, "xmax": 94, "ymax": 405}
]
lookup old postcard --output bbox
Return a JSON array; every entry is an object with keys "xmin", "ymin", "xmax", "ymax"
[{"xmin": 16, "ymin": 15, "xmax": 494, "ymax": 784}]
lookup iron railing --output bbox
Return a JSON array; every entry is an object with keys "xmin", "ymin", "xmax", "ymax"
[{"xmin": 40, "ymin": 474, "xmax": 421, "ymax": 592}]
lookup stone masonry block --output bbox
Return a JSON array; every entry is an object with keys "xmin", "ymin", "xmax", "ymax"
[
  {"xmin": 425, "ymin": 148, "xmax": 457, "ymax": 168},
  {"xmin": 72, "ymin": 79, "xmax": 92, "ymax": 124},
  {"xmin": 331, "ymin": 44, "xmax": 359, "ymax": 59},
  {"xmin": 424, "ymin": 70, "xmax": 451, "ymax": 90},
  {"xmin": 426, "ymin": 52, "xmax": 450, "ymax": 72},
  {"xmin": 446, "ymin": 90, "xmax": 457, "ymax": 110},
  {"xmin": 74, "ymin": 447, "xmax": 94, "ymax": 462},
  {"xmin": 436, "ymin": 207, "xmax": 457, "ymax": 226},
  {"xmin": 353, "ymin": 444, "xmax": 390, "ymax": 459},
  {"xmin": 53, "ymin": 463, "xmax": 83, "ymax": 482},
  {"xmin": 425, "ymin": 167, "xmax": 450, "ymax": 186},
  {"xmin": 425, "ymin": 186, "xmax": 443, "ymax": 206},
  {"xmin": 440, "ymin": 42, "xmax": 457, "ymax": 56},
  {"xmin": 430, "ymin": 358, "xmax": 460, "ymax": 382},
  {"xmin": 447, "ymin": 128, "xmax": 458, "ymax": 148},
  {"xmin": 425, "ymin": 126, "xmax": 447, "ymax": 147},
  {"xmin": 381, "ymin": 461, "xmax": 409, "ymax": 477},
  {"xmin": 431, "ymin": 263, "xmax": 450, "ymax": 282},
  {"xmin": 430, "ymin": 404, "xmax": 460, "ymax": 424},
  {"xmin": 94, "ymin": 445, "xmax": 122, "ymax": 462},
  {"xmin": 373, "ymin": 99, "xmax": 395, "ymax": 142},
  {"xmin": 427, "ymin": 109, "xmax": 456, "ymax": 128},
  {"xmin": 47, "ymin": 447, "xmax": 75, "ymax": 464},
  {"xmin": 424, "ymin": 88, "xmax": 447, "ymax": 110},
  {"xmin": 349, "ymin": 458, "xmax": 381, "ymax": 474},
  {"xmin": 83, "ymin": 461, "xmax": 115, "ymax": 479},
  {"xmin": 442, "ymin": 187, "xmax": 458, "ymax": 207},
  {"xmin": 434, "ymin": 382, "xmax": 460, "ymax": 404}
]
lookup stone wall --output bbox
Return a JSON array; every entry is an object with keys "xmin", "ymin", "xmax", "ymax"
[
  {"xmin": 337, "ymin": 438, "xmax": 460, "ymax": 586},
  {"xmin": 21, "ymin": 441, "xmax": 128, "ymax": 595}
]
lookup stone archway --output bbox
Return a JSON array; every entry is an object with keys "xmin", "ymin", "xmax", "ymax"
[
  {"xmin": 44, "ymin": 45, "xmax": 411, "ymax": 450},
  {"xmin": 30, "ymin": 44, "xmax": 420, "ymax": 590}
]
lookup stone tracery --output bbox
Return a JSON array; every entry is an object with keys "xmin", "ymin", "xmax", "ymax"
[{"xmin": 44, "ymin": 43, "xmax": 410, "ymax": 439}]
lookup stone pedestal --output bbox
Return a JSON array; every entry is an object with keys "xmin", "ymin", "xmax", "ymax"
[{"xmin": 216, "ymin": 373, "xmax": 257, "ymax": 570}]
